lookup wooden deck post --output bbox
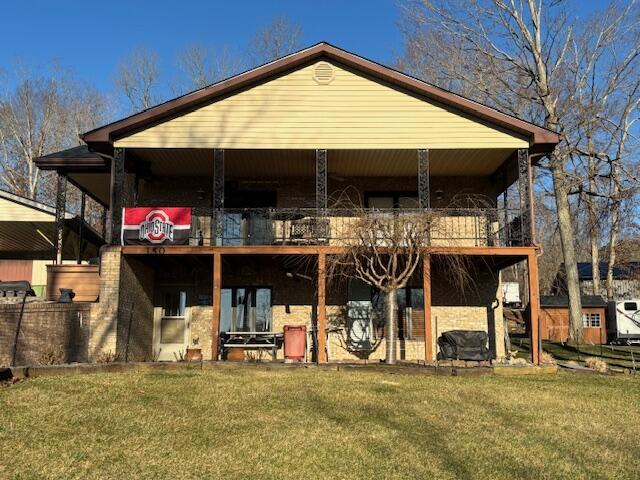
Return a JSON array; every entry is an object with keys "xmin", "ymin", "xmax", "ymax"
[
  {"xmin": 423, "ymin": 254, "xmax": 433, "ymax": 362},
  {"xmin": 528, "ymin": 251, "xmax": 541, "ymax": 365},
  {"xmin": 211, "ymin": 252, "xmax": 222, "ymax": 361},
  {"xmin": 317, "ymin": 252, "xmax": 327, "ymax": 363}
]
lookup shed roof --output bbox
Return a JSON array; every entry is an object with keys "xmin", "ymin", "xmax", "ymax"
[
  {"xmin": 575, "ymin": 262, "xmax": 640, "ymax": 281},
  {"xmin": 540, "ymin": 295, "xmax": 608, "ymax": 308}
]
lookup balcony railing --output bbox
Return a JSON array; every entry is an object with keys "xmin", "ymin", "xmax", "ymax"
[{"xmin": 186, "ymin": 208, "xmax": 526, "ymax": 247}]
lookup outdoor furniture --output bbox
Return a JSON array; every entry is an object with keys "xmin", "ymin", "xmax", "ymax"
[
  {"xmin": 437, "ymin": 330, "xmax": 490, "ymax": 361},
  {"xmin": 219, "ymin": 331, "xmax": 283, "ymax": 361},
  {"xmin": 0, "ymin": 280, "xmax": 35, "ymax": 297}
]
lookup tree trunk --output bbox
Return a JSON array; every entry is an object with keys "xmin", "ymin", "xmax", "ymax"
[
  {"xmin": 384, "ymin": 289, "xmax": 398, "ymax": 364},
  {"xmin": 587, "ymin": 156, "xmax": 600, "ymax": 296},
  {"xmin": 606, "ymin": 171, "xmax": 621, "ymax": 301},
  {"xmin": 551, "ymin": 160, "xmax": 583, "ymax": 344}
]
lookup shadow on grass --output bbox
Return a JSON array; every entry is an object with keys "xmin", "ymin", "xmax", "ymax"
[{"xmin": 512, "ymin": 336, "xmax": 640, "ymax": 370}]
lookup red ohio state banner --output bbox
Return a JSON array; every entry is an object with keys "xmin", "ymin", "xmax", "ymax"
[{"xmin": 122, "ymin": 207, "xmax": 191, "ymax": 245}]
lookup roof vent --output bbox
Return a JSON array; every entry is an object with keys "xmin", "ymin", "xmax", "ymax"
[{"xmin": 313, "ymin": 62, "xmax": 335, "ymax": 85}]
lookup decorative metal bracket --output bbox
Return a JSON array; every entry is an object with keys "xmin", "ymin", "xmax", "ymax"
[
  {"xmin": 110, "ymin": 147, "xmax": 125, "ymax": 245},
  {"xmin": 316, "ymin": 149, "xmax": 327, "ymax": 210},
  {"xmin": 53, "ymin": 173, "xmax": 67, "ymax": 263},
  {"xmin": 518, "ymin": 148, "xmax": 533, "ymax": 245},
  {"xmin": 418, "ymin": 149, "xmax": 430, "ymax": 208}
]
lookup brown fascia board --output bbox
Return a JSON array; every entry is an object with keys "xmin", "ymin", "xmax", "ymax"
[
  {"xmin": 34, "ymin": 156, "xmax": 109, "ymax": 173},
  {"xmin": 81, "ymin": 42, "xmax": 560, "ymax": 151}
]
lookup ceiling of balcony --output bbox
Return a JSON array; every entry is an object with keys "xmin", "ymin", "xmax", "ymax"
[{"xmin": 129, "ymin": 147, "xmax": 515, "ymax": 178}]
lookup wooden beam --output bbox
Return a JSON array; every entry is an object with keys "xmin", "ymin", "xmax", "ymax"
[
  {"xmin": 119, "ymin": 244, "xmax": 539, "ymax": 257},
  {"xmin": 423, "ymin": 254, "xmax": 433, "ymax": 362},
  {"xmin": 528, "ymin": 251, "xmax": 541, "ymax": 365},
  {"xmin": 211, "ymin": 252, "xmax": 222, "ymax": 361},
  {"xmin": 317, "ymin": 252, "xmax": 327, "ymax": 363},
  {"xmin": 53, "ymin": 173, "xmax": 67, "ymax": 264},
  {"xmin": 110, "ymin": 147, "xmax": 125, "ymax": 245}
]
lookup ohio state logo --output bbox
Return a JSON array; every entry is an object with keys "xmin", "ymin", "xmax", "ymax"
[{"xmin": 138, "ymin": 210, "xmax": 175, "ymax": 243}]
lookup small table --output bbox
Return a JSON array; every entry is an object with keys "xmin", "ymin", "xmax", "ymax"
[{"xmin": 220, "ymin": 331, "xmax": 283, "ymax": 361}]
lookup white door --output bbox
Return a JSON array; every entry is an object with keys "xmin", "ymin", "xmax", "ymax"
[{"xmin": 153, "ymin": 288, "xmax": 191, "ymax": 361}]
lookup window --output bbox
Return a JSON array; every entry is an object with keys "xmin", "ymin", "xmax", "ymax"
[
  {"xmin": 366, "ymin": 193, "xmax": 419, "ymax": 209},
  {"xmin": 623, "ymin": 302, "xmax": 638, "ymax": 312},
  {"xmin": 160, "ymin": 290, "xmax": 187, "ymax": 344},
  {"xmin": 582, "ymin": 313, "xmax": 601, "ymax": 328},
  {"xmin": 219, "ymin": 287, "xmax": 272, "ymax": 332}
]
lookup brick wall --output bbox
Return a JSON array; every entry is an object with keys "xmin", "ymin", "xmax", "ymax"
[
  {"xmin": 116, "ymin": 256, "xmax": 155, "ymax": 361},
  {"xmin": 88, "ymin": 247, "xmax": 122, "ymax": 360},
  {"xmin": 0, "ymin": 301, "xmax": 92, "ymax": 366}
]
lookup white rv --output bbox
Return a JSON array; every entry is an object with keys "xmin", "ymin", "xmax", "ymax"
[{"xmin": 607, "ymin": 300, "xmax": 640, "ymax": 344}]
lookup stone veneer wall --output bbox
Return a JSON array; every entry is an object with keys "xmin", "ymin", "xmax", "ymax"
[
  {"xmin": 0, "ymin": 300, "xmax": 92, "ymax": 366},
  {"xmin": 191, "ymin": 306, "xmax": 213, "ymax": 360}
]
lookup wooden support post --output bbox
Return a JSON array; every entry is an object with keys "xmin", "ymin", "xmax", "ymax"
[
  {"xmin": 53, "ymin": 173, "xmax": 67, "ymax": 264},
  {"xmin": 317, "ymin": 252, "xmax": 327, "ymax": 363},
  {"xmin": 76, "ymin": 191, "xmax": 86, "ymax": 264},
  {"xmin": 528, "ymin": 251, "xmax": 541, "ymax": 365},
  {"xmin": 110, "ymin": 147, "xmax": 125, "ymax": 245},
  {"xmin": 211, "ymin": 252, "xmax": 222, "ymax": 361},
  {"xmin": 423, "ymin": 254, "xmax": 433, "ymax": 362},
  {"xmin": 418, "ymin": 149, "xmax": 430, "ymax": 209},
  {"xmin": 315, "ymin": 149, "xmax": 327, "ymax": 210}
]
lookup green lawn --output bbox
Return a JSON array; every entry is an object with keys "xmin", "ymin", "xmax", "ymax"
[
  {"xmin": 513, "ymin": 337, "xmax": 640, "ymax": 370},
  {"xmin": 1, "ymin": 367, "xmax": 639, "ymax": 479}
]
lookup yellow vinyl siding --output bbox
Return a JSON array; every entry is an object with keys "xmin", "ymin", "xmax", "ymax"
[
  {"xmin": 0, "ymin": 198, "xmax": 53, "ymax": 222},
  {"xmin": 115, "ymin": 61, "xmax": 529, "ymax": 149}
]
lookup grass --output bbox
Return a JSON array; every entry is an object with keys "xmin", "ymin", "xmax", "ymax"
[
  {"xmin": 1, "ymin": 366, "xmax": 639, "ymax": 479},
  {"xmin": 513, "ymin": 337, "xmax": 640, "ymax": 370}
]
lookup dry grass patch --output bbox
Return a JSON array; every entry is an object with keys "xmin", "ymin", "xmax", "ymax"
[{"xmin": 0, "ymin": 368, "xmax": 639, "ymax": 479}]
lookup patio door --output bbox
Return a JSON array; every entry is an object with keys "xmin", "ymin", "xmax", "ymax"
[{"xmin": 153, "ymin": 288, "xmax": 191, "ymax": 361}]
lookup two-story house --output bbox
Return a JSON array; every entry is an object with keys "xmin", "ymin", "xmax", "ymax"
[{"xmin": 35, "ymin": 43, "xmax": 558, "ymax": 365}]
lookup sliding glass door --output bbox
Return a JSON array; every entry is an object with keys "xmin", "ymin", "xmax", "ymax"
[{"xmin": 220, "ymin": 287, "xmax": 272, "ymax": 333}]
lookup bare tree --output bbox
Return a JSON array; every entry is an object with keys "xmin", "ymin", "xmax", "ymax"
[
  {"xmin": 115, "ymin": 47, "xmax": 160, "ymax": 112},
  {"xmin": 326, "ymin": 189, "xmax": 480, "ymax": 364},
  {"xmin": 399, "ymin": 0, "xmax": 640, "ymax": 342},
  {"xmin": 174, "ymin": 44, "xmax": 243, "ymax": 94},
  {"xmin": 0, "ymin": 65, "xmax": 109, "ymax": 200},
  {"xmin": 249, "ymin": 16, "xmax": 303, "ymax": 64}
]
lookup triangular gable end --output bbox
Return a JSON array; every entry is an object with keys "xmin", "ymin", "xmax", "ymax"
[{"xmin": 114, "ymin": 58, "xmax": 529, "ymax": 150}]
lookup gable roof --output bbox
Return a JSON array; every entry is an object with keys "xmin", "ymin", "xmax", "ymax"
[{"xmin": 82, "ymin": 42, "xmax": 560, "ymax": 153}]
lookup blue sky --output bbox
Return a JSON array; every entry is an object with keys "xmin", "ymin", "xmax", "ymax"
[{"xmin": 0, "ymin": 0, "xmax": 403, "ymax": 93}]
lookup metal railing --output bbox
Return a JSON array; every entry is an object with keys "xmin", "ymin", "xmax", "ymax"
[{"xmin": 185, "ymin": 207, "xmax": 526, "ymax": 247}]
